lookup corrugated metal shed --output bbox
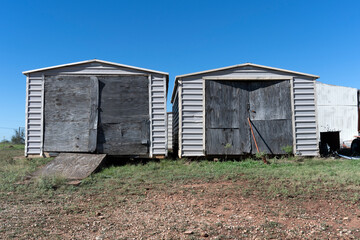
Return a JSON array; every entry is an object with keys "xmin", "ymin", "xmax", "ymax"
[
  {"xmin": 171, "ymin": 63, "xmax": 319, "ymax": 157},
  {"xmin": 316, "ymin": 82, "xmax": 358, "ymax": 144},
  {"xmin": 23, "ymin": 59, "xmax": 169, "ymax": 158}
]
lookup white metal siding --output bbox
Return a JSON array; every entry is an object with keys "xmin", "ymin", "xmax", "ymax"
[
  {"xmin": 316, "ymin": 82, "xmax": 358, "ymax": 144},
  {"xmin": 172, "ymin": 93, "xmax": 179, "ymax": 156},
  {"xmin": 167, "ymin": 112, "xmax": 173, "ymax": 151},
  {"xmin": 181, "ymin": 78, "xmax": 204, "ymax": 156},
  {"xmin": 177, "ymin": 65, "xmax": 319, "ymax": 157},
  {"xmin": 25, "ymin": 75, "xmax": 43, "ymax": 155},
  {"xmin": 151, "ymin": 75, "xmax": 167, "ymax": 156},
  {"xmin": 293, "ymin": 78, "xmax": 318, "ymax": 156},
  {"xmin": 25, "ymin": 62, "xmax": 168, "ymax": 157}
]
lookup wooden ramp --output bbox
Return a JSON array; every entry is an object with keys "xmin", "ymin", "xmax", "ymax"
[{"xmin": 34, "ymin": 153, "xmax": 106, "ymax": 180}]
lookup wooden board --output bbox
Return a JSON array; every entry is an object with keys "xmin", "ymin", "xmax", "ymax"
[
  {"xmin": 43, "ymin": 75, "xmax": 98, "ymax": 152},
  {"xmin": 248, "ymin": 81, "xmax": 293, "ymax": 154},
  {"xmin": 205, "ymin": 80, "xmax": 251, "ymax": 155},
  {"xmin": 205, "ymin": 80, "xmax": 293, "ymax": 155},
  {"xmin": 32, "ymin": 153, "xmax": 106, "ymax": 180},
  {"xmin": 97, "ymin": 75, "xmax": 150, "ymax": 155}
]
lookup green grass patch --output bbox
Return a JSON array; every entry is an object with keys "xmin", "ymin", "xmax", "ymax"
[{"xmin": 1, "ymin": 145, "xmax": 360, "ymax": 201}]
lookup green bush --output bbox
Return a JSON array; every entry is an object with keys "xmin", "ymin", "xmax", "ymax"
[{"xmin": 281, "ymin": 145, "xmax": 293, "ymax": 156}]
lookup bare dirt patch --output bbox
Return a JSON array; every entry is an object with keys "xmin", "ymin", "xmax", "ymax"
[{"xmin": 1, "ymin": 180, "xmax": 360, "ymax": 239}]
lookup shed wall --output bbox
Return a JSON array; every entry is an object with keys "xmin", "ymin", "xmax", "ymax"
[
  {"xmin": 316, "ymin": 82, "xmax": 358, "ymax": 144},
  {"xmin": 176, "ymin": 65, "xmax": 318, "ymax": 157},
  {"xmin": 25, "ymin": 62, "xmax": 167, "ymax": 157},
  {"xmin": 172, "ymin": 94, "xmax": 179, "ymax": 156},
  {"xmin": 167, "ymin": 112, "xmax": 173, "ymax": 151}
]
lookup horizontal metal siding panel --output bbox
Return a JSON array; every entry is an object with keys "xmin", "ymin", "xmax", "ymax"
[
  {"xmin": 29, "ymin": 79, "xmax": 42, "ymax": 84},
  {"xmin": 27, "ymin": 148, "xmax": 41, "ymax": 154},
  {"xmin": 26, "ymin": 77, "xmax": 43, "ymax": 156},
  {"xmin": 151, "ymin": 75, "xmax": 166, "ymax": 156},
  {"xmin": 181, "ymin": 79, "xmax": 205, "ymax": 157},
  {"xmin": 293, "ymin": 78, "xmax": 318, "ymax": 156},
  {"xmin": 167, "ymin": 113, "xmax": 173, "ymax": 151},
  {"xmin": 172, "ymin": 93, "xmax": 179, "ymax": 155},
  {"xmin": 182, "ymin": 151, "xmax": 204, "ymax": 156},
  {"xmin": 29, "ymin": 90, "xmax": 42, "ymax": 96}
]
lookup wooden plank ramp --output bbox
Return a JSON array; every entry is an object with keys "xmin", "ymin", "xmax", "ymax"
[{"xmin": 33, "ymin": 153, "xmax": 106, "ymax": 180}]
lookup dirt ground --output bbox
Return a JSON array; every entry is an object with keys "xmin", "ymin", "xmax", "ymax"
[{"xmin": 1, "ymin": 180, "xmax": 360, "ymax": 240}]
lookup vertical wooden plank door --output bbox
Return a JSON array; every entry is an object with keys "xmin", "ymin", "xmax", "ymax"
[
  {"xmin": 43, "ymin": 75, "xmax": 98, "ymax": 152},
  {"xmin": 248, "ymin": 80, "xmax": 293, "ymax": 154},
  {"xmin": 96, "ymin": 75, "xmax": 150, "ymax": 155},
  {"xmin": 205, "ymin": 80, "xmax": 251, "ymax": 155}
]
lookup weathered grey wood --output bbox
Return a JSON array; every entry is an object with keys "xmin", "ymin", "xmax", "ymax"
[
  {"xmin": 249, "ymin": 120, "xmax": 293, "ymax": 154},
  {"xmin": 32, "ymin": 153, "xmax": 106, "ymax": 180},
  {"xmin": 248, "ymin": 80, "xmax": 293, "ymax": 154},
  {"xmin": 43, "ymin": 75, "xmax": 98, "ymax": 152},
  {"xmin": 97, "ymin": 75, "xmax": 150, "ymax": 155},
  {"xmin": 206, "ymin": 129, "xmax": 250, "ymax": 155},
  {"xmin": 205, "ymin": 80, "xmax": 251, "ymax": 155},
  {"xmin": 97, "ymin": 118, "xmax": 150, "ymax": 155},
  {"xmin": 98, "ymin": 75, "xmax": 149, "ymax": 123}
]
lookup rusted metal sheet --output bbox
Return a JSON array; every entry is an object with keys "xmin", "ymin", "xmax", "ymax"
[{"xmin": 33, "ymin": 153, "xmax": 106, "ymax": 180}]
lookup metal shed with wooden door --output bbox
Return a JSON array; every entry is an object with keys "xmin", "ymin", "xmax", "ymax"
[
  {"xmin": 23, "ymin": 59, "xmax": 169, "ymax": 158},
  {"xmin": 171, "ymin": 63, "xmax": 319, "ymax": 158}
]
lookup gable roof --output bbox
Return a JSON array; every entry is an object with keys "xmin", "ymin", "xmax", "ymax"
[
  {"xmin": 171, "ymin": 63, "xmax": 319, "ymax": 103},
  {"xmin": 22, "ymin": 59, "xmax": 169, "ymax": 76}
]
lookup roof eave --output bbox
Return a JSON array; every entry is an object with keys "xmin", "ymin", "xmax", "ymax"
[{"xmin": 22, "ymin": 59, "xmax": 169, "ymax": 76}]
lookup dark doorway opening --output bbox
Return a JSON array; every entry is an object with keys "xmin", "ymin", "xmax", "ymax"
[{"xmin": 320, "ymin": 132, "xmax": 340, "ymax": 156}]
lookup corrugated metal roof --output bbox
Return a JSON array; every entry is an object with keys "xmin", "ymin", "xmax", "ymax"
[
  {"xmin": 22, "ymin": 59, "xmax": 169, "ymax": 76},
  {"xmin": 171, "ymin": 63, "xmax": 319, "ymax": 103}
]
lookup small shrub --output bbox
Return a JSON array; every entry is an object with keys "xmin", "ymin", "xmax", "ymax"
[
  {"xmin": 11, "ymin": 128, "xmax": 25, "ymax": 145},
  {"xmin": 255, "ymin": 151, "xmax": 266, "ymax": 159},
  {"xmin": 281, "ymin": 145, "xmax": 293, "ymax": 156}
]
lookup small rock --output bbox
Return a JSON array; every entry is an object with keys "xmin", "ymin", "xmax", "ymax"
[
  {"xmin": 184, "ymin": 230, "xmax": 194, "ymax": 235},
  {"xmin": 343, "ymin": 217, "xmax": 349, "ymax": 220},
  {"xmin": 95, "ymin": 236, "xmax": 103, "ymax": 240},
  {"xmin": 201, "ymin": 232, "xmax": 209, "ymax": 237}
]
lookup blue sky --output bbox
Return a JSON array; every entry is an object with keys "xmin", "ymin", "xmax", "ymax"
[{"xmin": 0, "ymin": 0, "xmax": 359, "ymax": 140}]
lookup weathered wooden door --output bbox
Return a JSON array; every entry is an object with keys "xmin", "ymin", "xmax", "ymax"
[
  {"xmin": 205, "ymin": 80, "xmax": 251, "ymax": 155},
  {"xmin": 205, "ymin": 80, "xmax": 293, "ymax": 155},
  {"xmin": 44, "ymin": 75, "xmax": 98, "ymax": 152},
  {"xmin": 248, "ymin": 80, "xmax": 293, "ymax": 154},
  {"xmin": 96, "ymin": 75, "xmax": 150, "ymax": 155}
]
